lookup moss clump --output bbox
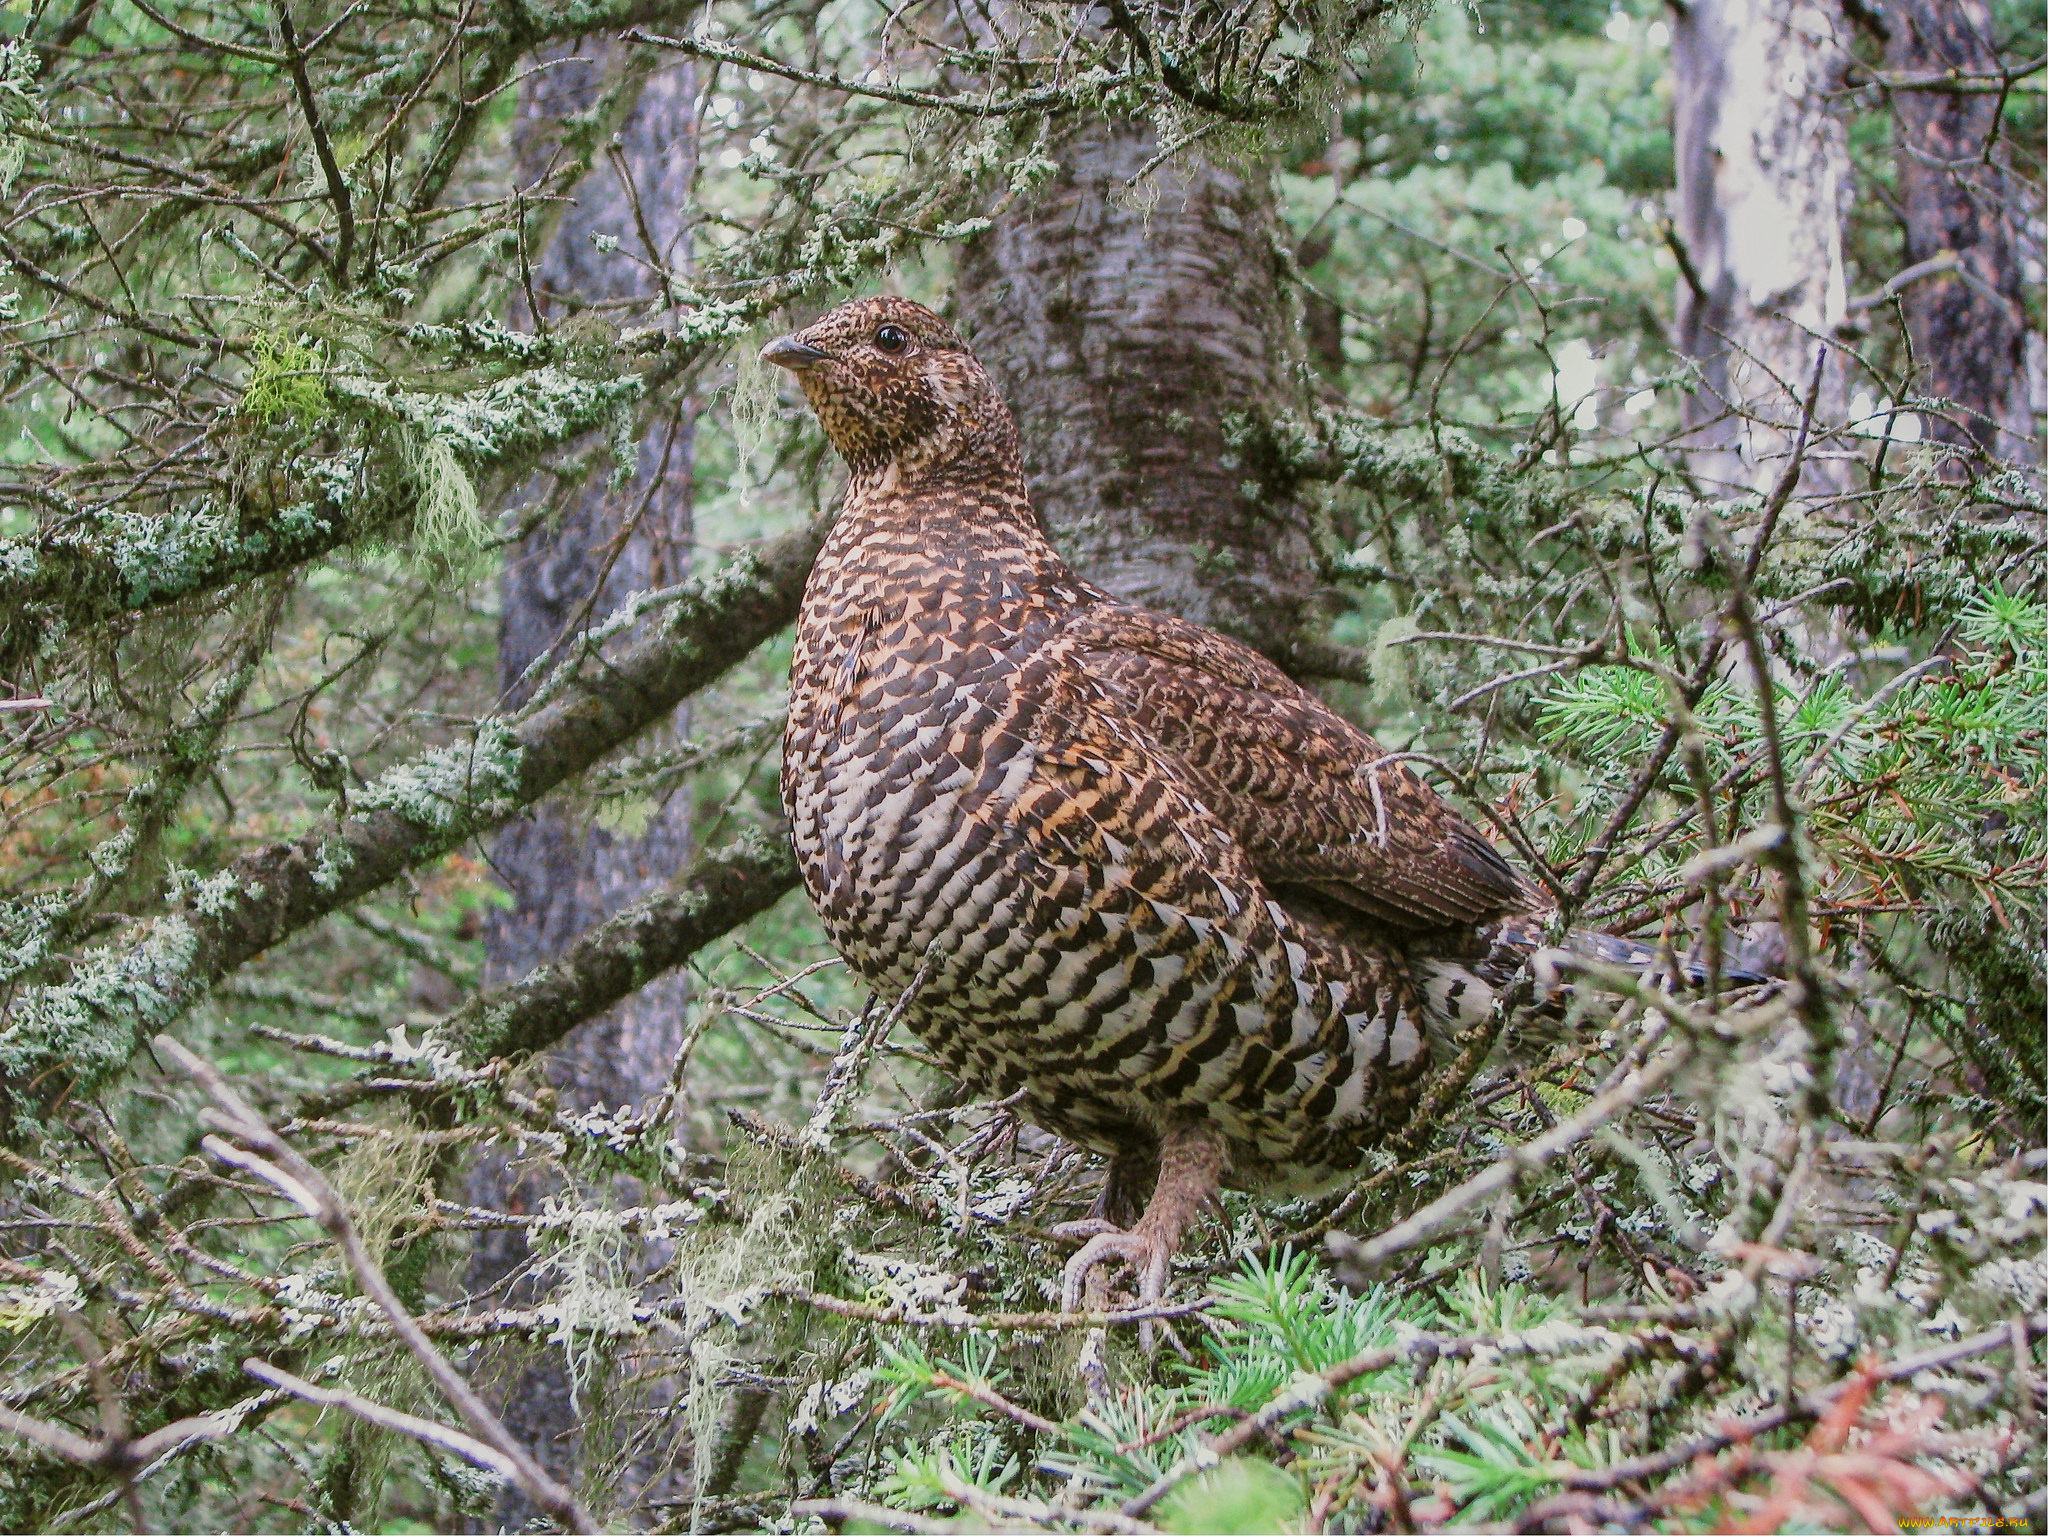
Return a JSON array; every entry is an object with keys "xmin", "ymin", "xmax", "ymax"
[{"xmin": 240, "ymin": 333, "xmax": 330, "ymax": 423}]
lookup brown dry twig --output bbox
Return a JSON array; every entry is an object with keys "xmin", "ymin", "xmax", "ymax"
[{"xmin": 153, "ymin": 1035, "xmax": 595, "ymax": 1533}]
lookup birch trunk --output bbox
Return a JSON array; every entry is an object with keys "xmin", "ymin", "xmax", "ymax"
[
  {"xmin": 465, "ymin": 41, "xmax": 698, "ymax": 1526},
  {"xmin": 955, "ymin": 121, "xmax": 1323, "ymax": 658},
  {"xmin": 1882, "ymin": 0, "xmax": 2039, "ymax": 466},
  {"xmin": 1670, "ymin": 0, "xmax": 1855, "ymax": 494}
]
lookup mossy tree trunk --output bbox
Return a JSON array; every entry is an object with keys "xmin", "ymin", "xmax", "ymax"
[{"xmin": 956, "ymin": 120, "xmax": 1326, "ymax": 661}]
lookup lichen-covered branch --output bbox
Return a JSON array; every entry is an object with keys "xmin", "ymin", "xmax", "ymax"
[
  {"xmin": 0, "ymin": 519, "xmax": 824, "ymax": 1133},
  {"xmin": 0, "ymin": 359, "xmax": 648, "ymax": 676},
  {"xmin": 162, "ymin": 1035, "xmax": 595, "ymax": 1531},
  {"xmin": 435, "ymin": 829, "xmax": 800, "ymax": 1067}
]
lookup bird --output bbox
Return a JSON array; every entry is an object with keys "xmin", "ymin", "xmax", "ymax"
[{"xmin": 763, "ymin": 295, "xmax": 1739, "ymax": 1317}]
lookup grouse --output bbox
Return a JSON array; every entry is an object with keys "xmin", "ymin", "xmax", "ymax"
[{"xmin": 768, "ymin": 296, "xmax": 1676, "ymax": 1314}]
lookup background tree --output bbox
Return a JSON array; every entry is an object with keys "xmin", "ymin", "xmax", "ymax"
[
  {"xmin": 1669, "ymin": 0, "xmax": 1855, "ymax": 493},
  {"xmin": 958, "ymin": 118, "xmax": 1331, "ymax": 666},
  {"xmin": 1866, "ymin": 0, "xmax": 2039, "ymax": 466},
  {"xmin": 463, "ymin": 38, "xmax": 702, "ymax": 1523}
]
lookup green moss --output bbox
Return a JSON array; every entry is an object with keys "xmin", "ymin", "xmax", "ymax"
[
  {"xmin": 1158, "ymin": 1461, "xmax": 1307, "ymax": 1535},
  {"xmin": 239, "ymin": 333, "xmax": 331, "ymax": 423}
]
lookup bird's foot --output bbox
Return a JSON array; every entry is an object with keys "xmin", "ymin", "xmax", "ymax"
[
  {"xmin": 1056, "ymin": 1124, "xmax": 1225, "ymax": 1354},
  {"xmin": 1059, "ymin": 1221, "xmax": 1172, "ymax": 1314}
]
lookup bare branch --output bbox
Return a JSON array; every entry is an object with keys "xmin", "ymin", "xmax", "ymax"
[
  {"xmin": 242, "ymin": 1360, "xmax": 523, "ymax": 1484},
  {"xmin": 156, "ymin": 1037, "xmax": 595, "ymax": 1532}
]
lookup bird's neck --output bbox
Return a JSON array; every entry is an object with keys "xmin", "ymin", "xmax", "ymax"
[{"xmin": 833, "ymin": 454, "xmax": 1075, "ymax": 594}]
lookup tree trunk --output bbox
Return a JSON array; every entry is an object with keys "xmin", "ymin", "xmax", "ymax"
[
  {"xmin": 1882, "ymin": 0, "xmax": 2038, "ymax": 466},
  {"xmin": 466, "ymin": 39, "xmax": 698, "ymax": 1526},
  {"xmin": 1669, "ymin": 0, "xmax": 1855, "ymax": 494},
  {"xmin": 955, "ymin": 121, "xmax": 1323, "ymax": 655}
]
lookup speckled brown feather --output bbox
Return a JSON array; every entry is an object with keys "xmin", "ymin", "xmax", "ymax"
[
  {"xmin": 1061, "ymin": 604, "xmax": 1543, "ymax": 931},
  {"xmin": 774, "ymin": 297, "xmax": 1545, "ymax": 1195}
]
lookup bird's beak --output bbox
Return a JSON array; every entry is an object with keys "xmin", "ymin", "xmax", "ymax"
[{"xmin": 761, "ymin": 334, "xmax": 832, "ymax": 371}]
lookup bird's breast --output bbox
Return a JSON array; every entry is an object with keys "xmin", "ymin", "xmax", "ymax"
[
  {"xmin": 784, "ymin": 584, "xmax": 1051, "ymax": 983},
  {"xmin": 778, "ymin": 516, "xmax": 1436, "ymax": 1189}
]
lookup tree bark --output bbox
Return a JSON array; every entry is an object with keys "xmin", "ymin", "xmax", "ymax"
[
  {"xmin": 1881, "ymin": 0, "xmax": 2038, "ymax": 466},
  {"xmin": 955, "ymin": 120, "xmax": 1323, "ymax": 654},
  {"xmin": 1669, "ymin": 0, "xmax": 1855, "ymax": 494},
  {"xmin": 466, "ymin": 38, "xmax": 699, "ymax": 1525},
  {"xmin": 487, "ymin": 38, "xmax": 698, "ymax": 1130}
]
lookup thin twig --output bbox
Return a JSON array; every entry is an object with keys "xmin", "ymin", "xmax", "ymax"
[
  {"xmin": 155, "ymin": 1036, "xmax": 594, "ymax": 1532},
  {"xmin": 1554, "ymin": 1312, "xmax": 2047, "ymax": 1493},
  {"xmin": 275, "ymin": 5, "xmax": 355, "ymax": 282},
  {"xmin": 765, "ymin": 1285, "xmax": 1216, "ymax": 1332}
]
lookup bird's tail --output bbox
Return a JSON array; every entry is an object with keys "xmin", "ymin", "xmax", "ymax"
[
  {"xmin": 1411, "ymin": 917, "xmax": 1778, "ymax": 1034},
  {"xmin": 1557, "ymin": 929, "xmax": 1778, "ymax": 991}
]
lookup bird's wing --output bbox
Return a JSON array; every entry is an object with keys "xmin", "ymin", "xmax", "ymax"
[
  {"xmin": 1059, "ymin": 601, "xmax": 1541, "ymax": 931},
  {"xmin": 996, "ymin": 654, "xmax": 1418, "ymax": 1167}
]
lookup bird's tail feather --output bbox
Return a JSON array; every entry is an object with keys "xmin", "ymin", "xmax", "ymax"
[
  {"xmin": 1411, "ymin": 920, "xmax": 1778, "ymax": 1034},
  {"xmin": 1555, "ymin": 929, "xmax": 1776, "ymax": 990}
]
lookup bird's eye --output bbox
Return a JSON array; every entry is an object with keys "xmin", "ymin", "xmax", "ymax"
[{"xmin": 874, "ymin": 324, "xmax": 910, "ymax": 354}]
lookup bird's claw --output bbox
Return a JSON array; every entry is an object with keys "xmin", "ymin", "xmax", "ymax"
[
  {"xmin": 1060, "ymin": 1224, "xmax": 1171, "ymax": 1316},
  {"xmin": 1049, "ymin": 1217, "xmax": 1121, "ymax": 1245}
]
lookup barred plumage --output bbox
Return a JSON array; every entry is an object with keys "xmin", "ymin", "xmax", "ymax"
[{"xmin": 767, "ymin": 297, "xmax": 1593, "ymax": 1311}]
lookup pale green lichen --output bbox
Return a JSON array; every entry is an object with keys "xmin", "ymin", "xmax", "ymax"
[
  {"xmin": 329, "ymin": 363, "xmax": 642, "ymax": 567},
  {"xmin": 309, "ymin": 836, "xmax": 355, "ymax": 894},
  {"xmin": 165, "ymin": 865, "xmax": 257, "ymax": 919},
  {"xmin": 330, "ymin": 364, "xmax": 641, "ymax": 464},
  {"xmin": 0, "ymin": 894, "xmax": 64, "ymax": 987},
  {"xmin": 727, "ymin": 333, "xmax": 779, "ymax": 498},
  {"xmin": 0, "ymin": 914, "xmax": 199, "ymax": 1095},
  {"xmin": 0, "ymin": 1270, "xmax": 84, "ymax": 1333},
  {"xmin": 380, "ymin": 1022, "xmax": 467, "ymax": 1082},
  {"xmin": 353, "ymin": 718, "xmax": 525, "ymax": 835},
  {"xmin": 109, "ymin": 499, "xmax": 244, "ymax": 608},
  {"xmin": 0, "ymin": 40, "xmax": 39, "ymax": 198},
  {"xmin": 0, "ymin": 527, "xmax": 37, "ymax": 580},
  {"xmin": 396, "ymin": 426, "xmax": 484, "ymax": 571},
  {"xmin": 402, "ymin": 316, "xmax": 563, "ymax": 364},
  {"xmin": 669, "ymin": 295, "xmax": 756, "ymax": 349},
  {"xmin": 0, "ymin": 351, "xmax": 648, "ymax": 642}
]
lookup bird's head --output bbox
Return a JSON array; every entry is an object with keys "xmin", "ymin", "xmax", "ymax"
[{"xmin": 762, "ymin": 296, "xmax": 1019, "ymax": 486}]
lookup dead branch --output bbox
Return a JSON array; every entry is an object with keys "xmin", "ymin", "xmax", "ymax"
[{"xmin": 155, "ymin": 1036, "xmax": 595, "ymax": 1532}]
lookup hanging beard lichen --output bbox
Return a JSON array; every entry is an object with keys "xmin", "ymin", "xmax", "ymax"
[
  {"xmin": 726, "ymin": 330, "xmax": 783, "ymax": 508},
  {"xmin": 397, "ymin": 425, "xmax": 487, "ymax": 575}
]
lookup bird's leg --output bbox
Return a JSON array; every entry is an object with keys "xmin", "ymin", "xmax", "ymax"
[
  {"xmin": 1098, "ymin": 1144, "xmax": 1159, "ymax": 1230},
  {"xmin": 1054, "ymin": 1143, "xmax": 1160, "ymax": 1247},
  {"xmin": 1057, "ymin": 1122, "xmax": 1226, "ymax": 1343}
]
